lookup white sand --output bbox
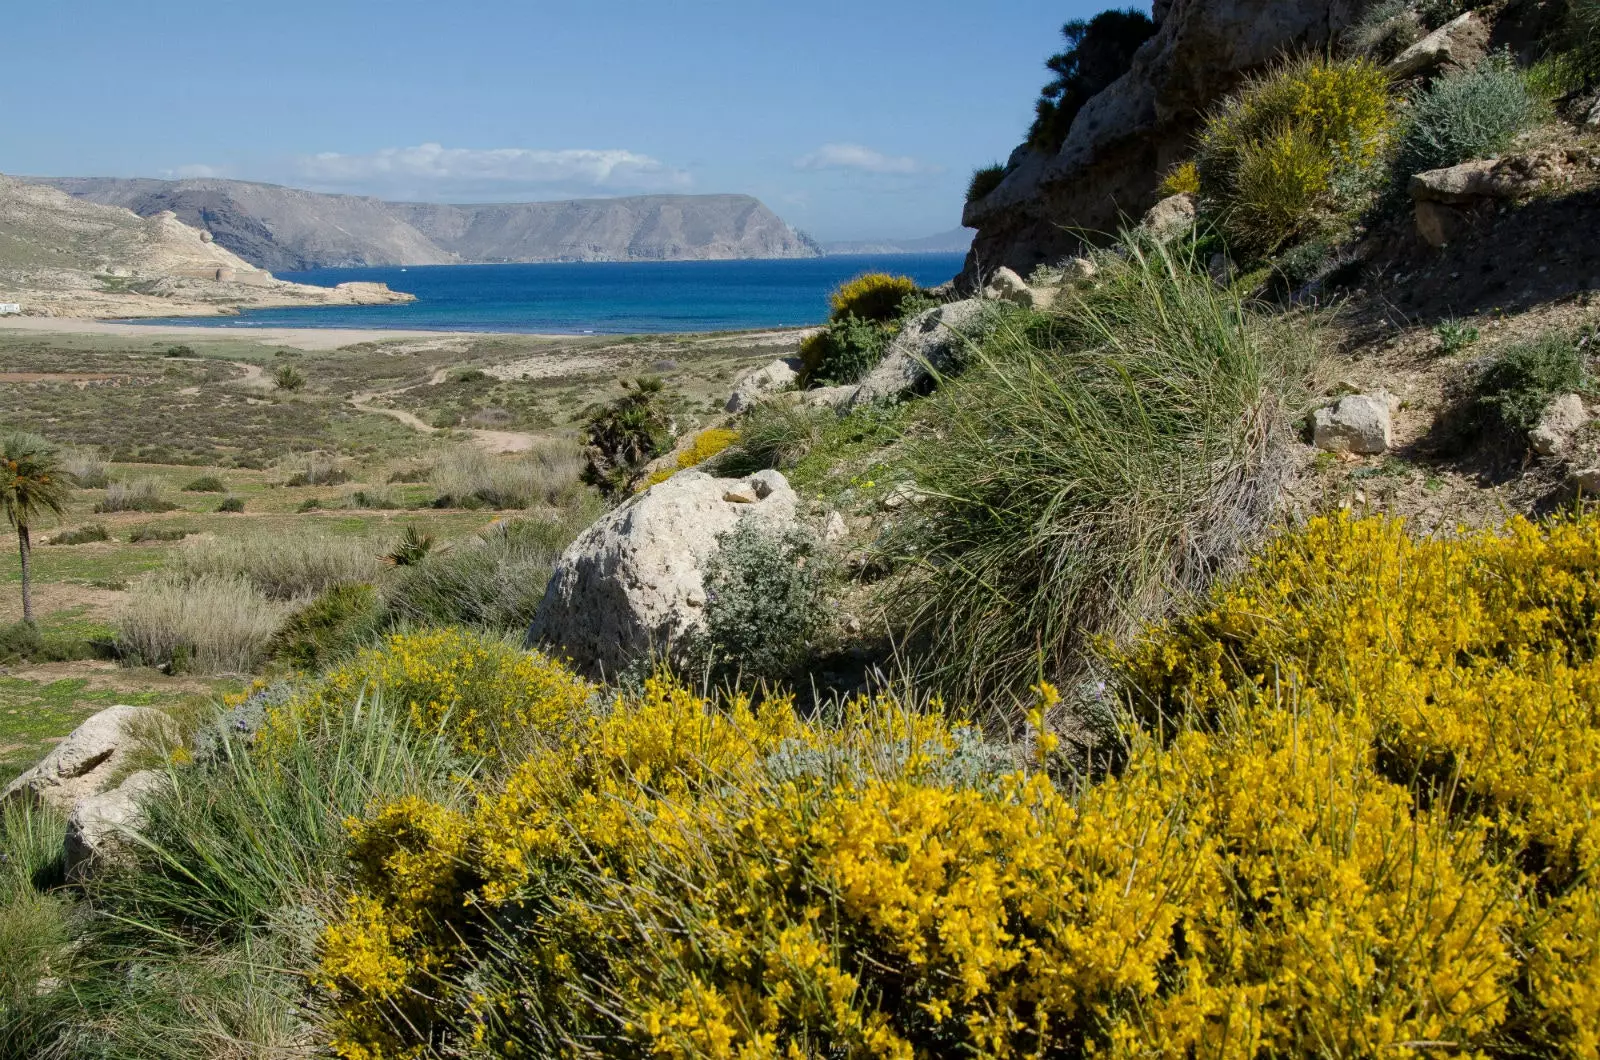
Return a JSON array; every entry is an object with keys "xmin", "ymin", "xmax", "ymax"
[{"xmin": 0, "ymin": 316, "xmax": 552, "ymax": 351}]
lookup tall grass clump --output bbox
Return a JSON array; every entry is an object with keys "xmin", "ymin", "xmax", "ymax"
[
  {"xmin": 175, "ymin": 533, "xmax": 383, "ymax": 600},
  {"xmin": 1195, "ymin": 57, "xmax": 1396, "ymax": 255},
  {"xmin": 1395, "ymin": 55, "xmax": 1544, "ymax": 179},
  {"xmin": 94, "ymin": 477, "xmax": 178, "ymax": 513},
  {"xmin": 0, "ymin": 800, "xmax": 73, "ymax": 1056},
  {"xmin": 1576, "ymin": 0, "xmax": 1600, "ymax": 79},
  {"xmin": 891, "ymin": 239, "xmax": 1315, "ymax": 700},
  {"xmin": 62, "ymin": 447, "xmax": 112, "ymax": 489},
  {"xmin": 966, "ymin": 163, "xmax": 1006, "ymax": 204},
  {"xmin": 283, "ymin": 451, "xmax": 350, "ymax": 487},
  {"xmin": 432, "ymin": 440, "xmax": 584, "ymax": 510},
  {"xmin": 716, "ymin": 402, "xmax": 834, "ymax": 474},
  {"xmin": 383, "ymin": 508, "xmax": 598, "ymax": 632},
  {"xmin": 116, "ymin": 573, "xmax": 285, "ymax": 673}
]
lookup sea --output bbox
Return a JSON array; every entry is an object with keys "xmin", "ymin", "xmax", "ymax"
[{"xmin": 131, "ymin": 254, "xmax": 969, "ymax": 335}]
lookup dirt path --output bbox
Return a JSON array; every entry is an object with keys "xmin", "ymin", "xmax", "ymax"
[{"xmin": 348, "ymin": 388, "xmax": 537, "ymax": 454}]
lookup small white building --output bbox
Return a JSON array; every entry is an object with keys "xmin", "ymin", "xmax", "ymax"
[{"xmin": 0, "ymin": 304, "xmax": 20, "ymax": 316}]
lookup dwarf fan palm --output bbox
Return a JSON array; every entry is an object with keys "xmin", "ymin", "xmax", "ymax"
[{"xmin": 1, "ymin": 432, "xmax": 74, "ymax": 625}]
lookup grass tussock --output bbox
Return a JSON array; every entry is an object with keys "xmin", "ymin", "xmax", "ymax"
[
  {"xmin": 891, "ymin": 238, "xmax": 1316, "ymax": 700},
  {"xmin": 174, "ymin": 534, "xmax": 383, "ymax": 600},
  {"xmin": 94, "ymin": 477, "xmax": 178, "ymax": 514},
  {"xmin": 283, "ymin": 451, "xmax": 350, "ymax": 487},
  {"xmin": 48, "ymin": 522, "xmax": 109, "ymax": 545},
  {"xmin": 115, "ymin": 573, "xmax": 286, "ymax": 673},
  {"xmin": 717, "ymin": 402, "xmax": 834, "ymax": 474},
  {"xmin": 61, "ymin": 447, "xmax": 111, "ymax": 490},
  {"xmin": 430, "ymin": 441, "xmax": 584, "ymax": 510}
]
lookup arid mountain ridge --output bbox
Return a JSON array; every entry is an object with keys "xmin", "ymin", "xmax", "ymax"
[{"xmin": 38, "ymin": 177, "xmax": 822, "ymax": 272}]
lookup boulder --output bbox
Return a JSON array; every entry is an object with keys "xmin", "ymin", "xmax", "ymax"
[
  {"xmin": 1410, "ymin": 157, "xmax": 1549, "ymax": 205},
  {"xmin": 1574, "ymin": 467, "xmax": 1600, "ymax": 494},
  {"xmin": 822, "ymin": 510, "xmax": 849, "ymax": 543},
  {"xmin": 850, "ymin": 300, "xmax": 986, "ymax": 406},
  {"xmin": 527, "ymin": 470, "xmax": 800, "ymax": 676},
  {"xmin": 2, "ymin": 705, "xmax": 171, "ymax": 813},
  {"xmin": 983, "ymin": 266, "xmax": 1032, "ymax": 306},
  {"xmin": 1386, "ymin": 12, "xmax": 1489, "ymax": 79},
  {"xmin": 795, "ymin": 384, "xmax": 859, "ymax": 410},
  {"xmin": 1137, "ymin": 193, "xmax": 1197, "ymax": 243},
  {"xmin": 726, "ymin": 357, "xmax": 801, "ymax": 413},
  {"xmin": 1313, "ymin": 393, "xmax": 1392, "ymax": 455},
  {"xmin": 1531, "ymin": 393, "xmax": 1588, "ymax": 456},
  {"xmin": 64, "ymin": 770, "xmax": 166, "ymax": 879}
]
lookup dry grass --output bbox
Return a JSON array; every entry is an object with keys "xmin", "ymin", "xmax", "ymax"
[
  {"xmin": 173, "ymin": 534, "xmax": 383, "ymax": 601},
  {"xmin": 429, "ymin": 441, "xmax": 584, "ymax": 510},
  {"xmin": 115, "ymin": 574, "xmax": 285, "ymax": 674},
  {"xmin": 61, "ymin": 448, "xmax": 112, "ymax": 490},
  {"xmin": 93, "ymin": 478, "xmax": 176, "ymax": 514},
  {"xmin": 282, "ymin": 452, "xmax": 350, "ymax": 487}
]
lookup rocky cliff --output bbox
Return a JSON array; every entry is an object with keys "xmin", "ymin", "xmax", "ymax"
[
  {"xmin": 40, "ymin": 178, "xmax": 821, "ymax": 271},
  {"xmin": 0, "ymin": 174, "xmax": 412, "ymax": 318},
  {"xmin": 962, "ymin": 0, "xmax": 1362, "ymax": 281}
]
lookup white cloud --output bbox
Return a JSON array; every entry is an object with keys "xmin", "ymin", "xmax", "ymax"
[
  {"xmin": 166, "ymin": 164, "xmax": 225, "ymax": 179},
  {"xmin": 295, "ymin": 143, "xmax": 691, "ymax": 195},
  {"xmin": 793, "ymin": 143, "xmax": 928, "ymax": 175}
]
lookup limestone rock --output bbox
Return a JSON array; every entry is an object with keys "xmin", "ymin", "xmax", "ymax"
[
  {"xmin": 726, "ymin": 357, "xmax": 801, "ymax": 413},
  {"xmin": 1060, "ymin": 257, "xmax": 1097, "ymax": 282},
  {"xmin": 527, "ymin": 470, "xmax": 800, "ymax": 676},
  {"xmin": 1137, "ymin": 193, "xmax": 1197, "ymax": 243},
  {"xmin": 1386, "ymin": 12, "xmax": 1489, "ymax": 79},
  {"xmin": 1411, "ymin": 157, "xmax": 1548, "ymax": 205},
  {"xmin": 1415, "ymin": 199, "xmax": 1465, "ymax": 248},
  {"xmin": 1574, "ymin": 467, "xmax": 1600, "ymax": 494},
  {"xmin": 2, "ymin": 705, "xmax": 172, "ymax": 813},
  {"xmin": 851, "ymin": 300, "xmax": 985, "ymax": 406},
  {"xmin": 64, "ymin": 770, "xmax": 166, "ymax": 879},
  {"xmin": 1531, "ymin": 393, "xmax": 1588, "ymax": 456},
  {"xmin": 983, "ymin": 267, "xmax": 1032, "ymax": 306},
  {"xmin": 1313, "ymin": 393, "xmax": 1392, "ymax": 455},
  {"xmin": 822, "ymin": 510, "xmax": 848, "ymax": 543},
  {"xmin": 796, "ymin": 385, "xmax": 859, "ymax": 410}
]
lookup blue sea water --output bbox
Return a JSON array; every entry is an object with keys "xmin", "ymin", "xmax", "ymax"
[{"xmin": 130, "ymin": 254, "xmax": 968, "ymax": 335}]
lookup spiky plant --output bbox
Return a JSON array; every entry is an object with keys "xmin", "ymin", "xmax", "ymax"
[{"xmin": 0, "ymin": 433, "xmax": 74, "ymax": 625}]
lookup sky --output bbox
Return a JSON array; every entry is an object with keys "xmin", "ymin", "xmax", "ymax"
[{"xmin": 1, "ymin": 1, "xmax": 1142, "ymax": 243}]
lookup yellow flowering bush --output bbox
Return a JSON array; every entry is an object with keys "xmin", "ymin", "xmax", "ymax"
[
  {"xmin": 645, "ymin": 428, "xmax": 742, "ymax": 488},
  {"xmin": 828, "ymin": 272, "xmax": 919, "ymax": 324},
  {"xmin": 260, "ymin": 628, "xmax": 593, "ymax": 760},
  {"xmin": 317, "ymin": 514, "xmax": 1600, "ymax": 1059},
  {"xmin": 1158, "ymin": 159, "xmax": 1200, "ymax": 197},
  {"xmin": 1195, "ymin": 58, "xmax": 1396, "ymax": 254}
]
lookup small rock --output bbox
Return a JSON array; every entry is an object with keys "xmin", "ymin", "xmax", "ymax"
[
  {"xmin": 1573, "ymin": 467, "xmax": 1600, "ymax": 494},
  {"xmin": 1531, "ymin": 393, "xmax": 1588, "ymax": 456},
  {"xmin": 1137, "ymin": 193, "xmax": 1197, "ymax": 243},
  {"xmin": 1411, "ymin": 157, "xmax": 1547, "ymax": 205},
  {"xmin": 882, "ymin": 483, "xmax": 929, "ymax": 511},
  {"xmin": 1313, "ymin": 393, "xmax": 1392, "ymax": 455},
  {"xmin": 722, "ymin": 487, "xmax": 758, "ymax": 504},
  {"xmin": 1387, "ymin": 12, "xmax": 1489, "ymax": 79},
  {"xmin": 725, "ymin": 357, "xmax": 801, "ymax": 413},
  {"xmin": 842, "ymin": 614, "xmax": 863, "ymax": 635},
  {"xmin": 749, "ymin": 470, "xmax": 786, "ymax": 499},
  {"xmin": 64, "ymin": 769, "xmax": 167, "ymax": 879},
  {"xmin": 1061, "ymin": 257, "xmax": 1097, "ymax": 282},
  {"xmin": 983, "ymin": 266, "xmax": 1032, "ymax": 306},
  {"xmin": 823, "ymin": 510, "xmax": 848, "ymax": 543}
]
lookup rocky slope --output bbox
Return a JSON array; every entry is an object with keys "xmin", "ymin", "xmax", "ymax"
[
  {"xmin": 40, "ymin": 178, "xmax": 821, "ymax": 271},
  {"xmin": 0, "ymin": 175, "xmax": 412, "ymax": 318},
  {"xmin": 962, "ymin": 0, "xmax": 1362, "ymax": 280}
]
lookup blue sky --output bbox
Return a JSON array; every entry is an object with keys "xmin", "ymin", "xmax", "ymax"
[{"xmin": 2, "ymin": 1, "xmax": 1140, "ymax": 242}]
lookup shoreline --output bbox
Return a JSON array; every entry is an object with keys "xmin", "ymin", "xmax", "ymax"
[{"xmin": 0, "ymin": 315, "xmax": 533, "ymax": 350}]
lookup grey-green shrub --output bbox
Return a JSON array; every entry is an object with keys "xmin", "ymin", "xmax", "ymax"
[
  {"xmin": 94, "ymin": 478, "xmax": 177, "ymax": 514},
  {"xmin": 693, "ymin": 520, "xmax": 826, "ymax": 683},
  {"xmin": 62, "ymin": 448, "xmax": 111, "ymax": 490},
  {"xmin": 1396, "ymin": 56, "xmax": 1544, "ymax": 178},
  {"xmin": 174, "ymin": 534, "xmax": 382, "ymax": 600},
  {"xmin": 890, "ymin": 238, "xmax": 1315, "ymax": 700},
  {"xmin": 116, "ymin": 573, "xmax": 285, "ymax": 673},
  {"xmin": 1475, "ymin": 332, "xmax": 1586, "ymax": 433}
]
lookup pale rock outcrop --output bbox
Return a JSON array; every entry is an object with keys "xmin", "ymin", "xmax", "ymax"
[
  {"xmin": 1386, "ymin": 12, "xmax": 1490, "ymax": 79},
  {"xmin": 64, "ymin": 770, "xmax": 167, "ymax": 879},
  {"xmin": 823, "ymin": 511, "xmax": 849, "ymax": 543},
  {"xmin": 795, "ymin": 385, "xmax": 859, "ymax": 410},
  {"xmin": 962, "ymin": 0, "xmax": 1362, "ymax": 280},
  {"xmin": 984, "ymin": 267, "xmax": 1033, "ymax": 306},
  {"xmin": 1531, "ymin": 394, "xmax": 1589, "ymax": 456},
  {"xmin": 2, "ymin": 705, "xmax": 171, "ymax": 812},
  {"xmin": 1137, "ymin": 192, "xmax": 1197, "ymax": 243},
  {"xmin": 726, "ymin": 357, "xmax": 801, "ymax": 413},
  {"xmin": 1411, "ymin": 155, "xmax": 1555, "ymax": 247},
  {"xmin": 851, "ymin": 300, "xmax": 986, "ymax": 406},
  {"xmin": 528, "ymin": 470, "xmax": 799, "ymax": 676},
  {"xmin": 1313, "ymin": 393, "xmax": 1392, "ymax": 455}
]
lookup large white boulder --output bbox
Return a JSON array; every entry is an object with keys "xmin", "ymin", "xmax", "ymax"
[
  {"xmin": 1531, "ymin": 393, "xmax": 1589, "ymax": 457},
  {"xmin": 64, "ymin": 769, "xmax": 167, "ymax": 879},
  {"xmin": 528, "ymin": 470, "xmax": 800, "ymax": 676},
  {"xmin": 851, "ymin": 300, "xmax": 986, "ymax": 407},
  {"xmin": 726, "ymin": 357, "xmax": 801, "ymax": 413},
  {"xmin": 983, "ymin": 267, "xmax": 1032, "ymax": 306},
  {"xmin": 2, "ymin": 705, "xmax": 171, "ymax": 813},
  {"xmin": 1313, "ymin": 393, "xmax": 1392, "ymax": 455}
]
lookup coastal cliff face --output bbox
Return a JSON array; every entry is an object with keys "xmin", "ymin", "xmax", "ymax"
[
  {"xmin": 962, "ymin": 0, "xmax": 1362, "ymax": 281},
  {"xmin": 40, "ymin": 179, "xmax": 821, "ymax": 271},
  {"xmin": 0, "ymin": 174, "xmax": 412, "ymax": 318}
]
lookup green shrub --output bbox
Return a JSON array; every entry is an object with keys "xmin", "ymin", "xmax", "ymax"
[
  {"xmin": 272, "ymin": 365, "xmax": 306, "ymax": 392},
  {"xmin": 828, "ymin": 272, "xmax": 919, "ymax": 323},
  {"xmin": 164, "ymin": 345, "xmax": 194, "ymax": 358},
  {"xmin": 1474, "ymin": 331, "xmax": 1586, "ymax": 433},
  {"xmin": 890, "ymin": 238, "xmax": 1315, "ymax": 698},
  {"xmin": 799, "ymin": 315, "xmax": 895, "ymax": 386},
  {"xmin": 1437, "ymin": 317, "xmax": 1481, "ymax": 353},
  {"xmin": 1196, "ymin": 57, "xmax": 1396, "ymax": 255},
  {"xmin": 966, "ymin": 164, "xmax": 1006, "ymax": 204},
  {"xmin": 182, "ymin": 475, "xmax": 226, "ymax": 493},
  {"xmin": 382, "ymin": 511, "xmax": 597, "ymax": 632},
  {"xmin": 0, "ymin": 620, "xmax": 44, "ymax": 663},
  {"xmin": 94, "ymin": 478, "xmax": 178, "ymax": 513},
  {"xmin": 1577, "ymin": 0, "xmax": 1600, "ymax": 78},
  {"xmin": 269, "ymin": 583, "xmax": 383, "ymax": 670},
  {"xmin": 1395, "ymin": 56, "xmax": 1544, "ymax": 179},
  {"xmin": 1028, "ymin": 9, "xmax": 1157, "ymax": 153},
  {"xmin": 128, "ymin": 525, "xmax": 193, "ymax": 543},
  {"xmin": 689, "ymin": 520, "xmax": 826, "ymax": 683},
  {"xmin": 385, "ymin": 525, "xmax": 435, "ymax": 567},
  {"xmin": 48, "ymin": 523, "xmax": 109, "ymax": 545},
  {"xmin": 115, "ymin": 574, "xmax": 285, "ymax": 673},
  {"xmin": 1525, "ymin": 51, "xmax": 1588, "ymax": 103},
  {"xmin": 717, "ymin": 402, "xmax": 834, "ymax": 475},
  {"xmin": 581, "ymin": 378, "xmax": 672, "ymax": 499},
  {"xmin": 216, "ymin": 495, "xmax": 245, "ymax": 513}
]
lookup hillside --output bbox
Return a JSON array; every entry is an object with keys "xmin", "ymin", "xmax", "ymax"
[
  {"xmin": 0, "ymin": 174, "xmax": 413, "ymax": 317},
  {"xmin": 40, "ymin": 178, "xmax": 822, "ymax": 270},
  {"xmin": 822, "ymin": 227, "xmax": 974, "ymax": 255}
]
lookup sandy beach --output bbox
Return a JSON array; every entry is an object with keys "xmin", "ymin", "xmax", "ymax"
[{"xmin": 0, "ymin": 315, "xmax": 518, "ymax": 351}]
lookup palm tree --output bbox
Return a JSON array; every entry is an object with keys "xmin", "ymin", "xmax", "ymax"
[{"xmin": 1, "ymin": 432, "xmax": 73, "ymax": 626}]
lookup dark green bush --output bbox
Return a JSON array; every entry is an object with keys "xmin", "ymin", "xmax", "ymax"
[
  {"xmin": 48, "ymin": 524, "xmax": 109, "ymax": 546},
  {"xmin": 269, "ymin": 584, "xmax": 383, "ymax": 670},
  {"xmin": 799, "ymin": 316, "xmax": 895, "ymax": 387},
  {"xmin": 1395, "ymin": 56, "xmax": 1543, "ymax": 179},
  {"xmin": 216, "ymin": 496, "xmax": 245, "ymax": 513},
  {"xmin": 691, "ymin": 520, "xmax": 826, "ymax": 683},
  {"xmin": 1475, "ymin": 332, "xmax": 1586, "ymax": 433},
  {"xmin": 966, "ymin": 164, "xmax": 1007, "ymax": 204},
  {"xmin": 182, "ymin": 476, "xmax": 226, "ymax": 493},
  {"xmin": 127, "ymin": 525, "xmax": 193, "ymax": 544},
  {"xmin": 1029, "ymin": 9, "xmax": 1157, "ymax": 153},
  {"xmin": 581, "ymin": 377, "xmax": 672, "ymax": 499},
  {"xmin": 1575, "ymin": 0, "xmax": 1600, "ymax": 78}
]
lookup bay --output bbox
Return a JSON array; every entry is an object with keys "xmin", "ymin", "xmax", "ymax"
[{"xmin": 128, "ymin": 254, "xmax": 968, "ymax": 335}]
